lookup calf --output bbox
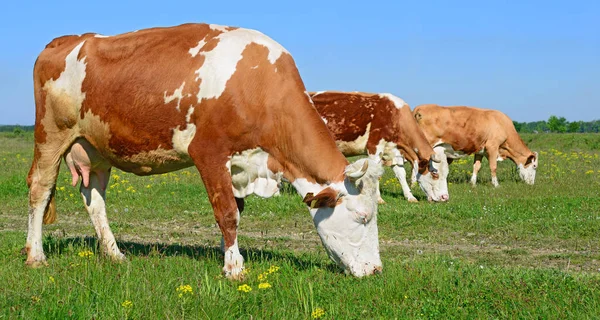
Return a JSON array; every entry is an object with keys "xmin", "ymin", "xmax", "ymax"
[
  {"xmin": 26, "ymin": 23, "xmax": 384, "ymax": 279},
  {"xmin": 310, "ymin": 91, "xmax": 449, "ymax": 202},
  {"xmin": 413, "ymin": 104, "xmax": 538, "ymax": 186}
]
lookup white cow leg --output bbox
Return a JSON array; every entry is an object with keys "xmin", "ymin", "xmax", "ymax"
[
  {"xmin": 410, "ymin": 160, "xmax": 418, "ymax": 187},
  {"xmin": 80, "ymin": 169, "xmax": 124, "ymax": 261},
  {"xmin": 376, "ymin": 180, "xmax": 386, "ymax": 204},
  {"xmin": 25, "ymin": 149, "xmax": 63, "ymax": 267},
  {"xmin": 471, "ymin": 154, "xmax": 483, "ymax": 186},
  {"xmin": 392, "ymin": 165, "xmax": 418, "ymax": 203},
  {"xmin": 223, "ymin": 234, "xmax": 244, "ymax": 279}
]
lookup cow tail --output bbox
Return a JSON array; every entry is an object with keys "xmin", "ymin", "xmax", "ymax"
[{"xmin": 42, "ymin": 189, "xmax": 57, "ymax": 224}]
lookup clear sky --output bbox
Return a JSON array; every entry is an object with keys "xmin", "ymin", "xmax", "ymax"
[{"xmin": 1, "ymin": 0, "xmax": 598, "ymax": 124}]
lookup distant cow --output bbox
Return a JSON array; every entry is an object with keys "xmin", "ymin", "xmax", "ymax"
[
  {"xmin": 310, "ymin": 91, "xmax": 449, "ymax": 202},
  {"xmin": 26, "ymin": 23, "xmax": 385, "ymax": 279},
  {"xmin": 413, "ymin": 104, "xmax": 538, "ymax": 186}
]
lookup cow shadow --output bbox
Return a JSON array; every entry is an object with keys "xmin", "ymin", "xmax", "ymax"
[{"xmin": 42, "ymin": 236, "xmax": 338, "ymax": 273}]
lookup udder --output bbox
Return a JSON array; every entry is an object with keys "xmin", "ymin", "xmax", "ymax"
[{"xmin": 64, "ymin": 139, "xmax": 111, "ymax": 190}]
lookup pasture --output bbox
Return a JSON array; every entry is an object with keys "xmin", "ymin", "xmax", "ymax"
[{"xmin": 1, "ymin": 132, "xmax": 599, "ymax": 319}]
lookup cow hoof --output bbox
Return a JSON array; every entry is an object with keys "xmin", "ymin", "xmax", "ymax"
[
  {"xmin": 224, "ymin": 269, "xmax": 246, "ymax": 281},
  {"xmin": 26, "ymin": 260, "xmax": 48, "ymax": 268},
  {"xmin": 108, "ymin": 253, "xmax": 126, "ymax": 262},
  {"xmin": 408, "ymin": 197, "xmax": 419, "ymax": 203}
]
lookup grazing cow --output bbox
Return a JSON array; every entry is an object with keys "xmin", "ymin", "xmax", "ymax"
[
  {"xmin": 26, "ymin": 23, "xmax": 385, "ymax": 279},
  {"xmin": 310, "ymin": 91, "xmax": 449, "ymax": 202},
  {"xmin": 413, "ymin": 104, "xmax": 538, "ymax": 186}
]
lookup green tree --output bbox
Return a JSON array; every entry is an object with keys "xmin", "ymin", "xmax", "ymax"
[
  {"xmin": 567, "ymin": 121, "xmax": 581, "ymax": 133},
  {"xmin": 547, "ymin": 115, "xmax": 567, "ymax": 133},
  {"xmin": 512, "ymin": 121, "xmax": 523, "ymax": 132}
]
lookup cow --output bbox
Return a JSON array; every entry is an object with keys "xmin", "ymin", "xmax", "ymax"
[
  {"xmin": 25, "ymin": 23, "xmax": 385, "ymax": 280},
  {"xmin": 310, "ymin": 91, "xmax": 450, "ymax": 202},
  {"xmin": 413, "ymin": 104, "xmax": 538, "ymax": 187}
]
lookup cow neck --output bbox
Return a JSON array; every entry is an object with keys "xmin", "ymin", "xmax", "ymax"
[
  {"xmin": 396, "ymin": 105, "xmax": 434, "ymax": 161},
  {"xmin": 267, "ymin": 102, "xmax": 348, "ymax": 192},
  {"xmin": 503, "ymin": 134, "xmax": 533, "ymax": 165}
]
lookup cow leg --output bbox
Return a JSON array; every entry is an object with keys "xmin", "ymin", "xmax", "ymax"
[
  {"xmin": 410, "ymin": 160, "xmax": 418, "ymax": 187},
  {"xmin": 25, "ymin": 145, "xmax": 62, "ymax": 267},
  {"xmin": 220, "ymin": 197, "xmax": 245, "ymax": 253},
  {"xmin": 486, "ymin": 149, "xmax": 500, "ymax": 187},
  {"xmin": 471, "ymin": 154, "xmax": 483, "ymax": 186},
  {"xmin": 190, "ymin": 149, "xmax": 244, "ymax": 280},
  {"xmin": 376, "ymin": 184, "xmax": 386, "ymax": 204},
  {"xmin": 80, "ymin": 168, "xmax": 124, "ymax": 260},
  {"xmin": 392, "ymin": 164, "xmax": 418, "ymax": 203}
]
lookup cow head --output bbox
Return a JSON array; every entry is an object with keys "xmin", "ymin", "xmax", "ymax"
[
  {"xmin": 302, "ymin": 158, "xmax": 384, "ymax": 277},
  {"xmin": 518, "ymin": 152, "xmax": 538, "ymax": 185},
  {"xmin": 416, "ymin": 147, "xmax": 450, "ymax": 202}
]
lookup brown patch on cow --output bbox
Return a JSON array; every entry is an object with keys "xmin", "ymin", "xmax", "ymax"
[
  {"xmin": 302, "ymin": 187, "xmax": 340, "ymax": 208},
  {"xmin": 76, "ymin": 24, "xmax": 219, "ymax": 159}
]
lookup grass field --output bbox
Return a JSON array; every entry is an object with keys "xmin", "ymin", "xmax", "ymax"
[{"xmin": 1, "ymin": 132, "xmax": 599, "ymax": 319}]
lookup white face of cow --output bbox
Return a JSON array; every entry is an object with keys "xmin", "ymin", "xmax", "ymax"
[
  {"xmin": 518, "ymin": 152, "xmax": 538, "ymax": 185},
  {"xmin": 416, "ymin": 147, "xmax": 450, "ymax": 202},
  {"xmin": 298, "ymin": 158, "xmax": 384, "ymax": 277}
]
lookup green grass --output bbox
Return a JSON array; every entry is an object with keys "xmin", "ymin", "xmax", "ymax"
[{"xmin": 1, "ymin": 133, "xmax": 599, "ymax": 319}]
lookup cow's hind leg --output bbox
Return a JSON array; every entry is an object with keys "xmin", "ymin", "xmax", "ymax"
[
  {"xmin": 471, "ymin": 154, "xmax": 483, "ymax": 186},
  {"xmin": 190, "ymin": 147, "xmax": 245, "ymax": 280},
  {"xmin": 80, "ymin": 168, "xmax": 124, "ymax": 261},
  {"xmin": 25, "ymin": 144, "xmax": 63, "ymax": 267}
]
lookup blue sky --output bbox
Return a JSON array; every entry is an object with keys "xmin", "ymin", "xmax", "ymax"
[{"xmin": 1, "ymin": 0, "xmax": 598, "ymax": 124}]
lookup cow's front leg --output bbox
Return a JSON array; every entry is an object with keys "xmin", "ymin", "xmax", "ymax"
[
  {"xmin": 392, "ymin": 164, "xmax": 418, "ymax": 203},
  {"xmin": 80, "ymin": 168, "xmax": 125, "ymax": 261},
  {"xmin": 486, "ymin": 148, "xmax": 500, "ymax": 187},
  {"xmin": 191, "ymin": 148, "xmax": 245, "ymax": 280}
]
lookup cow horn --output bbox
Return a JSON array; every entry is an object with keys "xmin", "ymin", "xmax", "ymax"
[
  {"xmin": 347, "ymin": 160, "xmax": 369, "ymax": 180},
  {"xmin": 431, "ymin": 153, "xmax": 442, "ymax": 163}
]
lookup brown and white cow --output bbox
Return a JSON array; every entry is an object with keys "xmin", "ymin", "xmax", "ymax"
[
  {"xmin": 413, "ymin": 104, "xmax": 538, "ymax": 187},
  {"xmin": 310, "ymin": 91, "xmax": 449, "ymax": 202},
  {"xmin": 26, "ymin": 23, "xmax": 385, "ymax": 279}
]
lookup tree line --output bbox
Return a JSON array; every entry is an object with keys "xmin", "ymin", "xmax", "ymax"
[{"xmin": 513, "ymin": 116, "xmax": 600, "ymax": 133}]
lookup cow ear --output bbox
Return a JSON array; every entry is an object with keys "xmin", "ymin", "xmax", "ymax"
[
  {"xmin": 414, "ymin": 112, "xmax": 423, "ymax": 122},
  {"xmin": 525, "ymin": 153, "xmax": 536, "ymax": 166},
  {"xmin": 303, "ymin": 188, "xmax": 340, "ymax": 208}
]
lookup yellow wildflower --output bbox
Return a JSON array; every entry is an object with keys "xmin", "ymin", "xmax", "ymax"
[
  {"xmin": 78, "ymin": 250, "xmax": 94, "ymax": 258},
  {"xmin": 49, "ymin": 276, "xmax": 55, "ymax": 283},
  {"xmin": 176, "ymin": 284, "xmax": 193, "ymax": 297},
  {"xmin": 122, "ymin": 300, "xmax": 133, "ymax": 308},
  {"xmin": 312, "ymin": 307, "xmax": 325, "ymax": 319},
  {"xmin": 268, "ymin": 265, "xmax": 280, "ymax": 274},
  {"xmin": 237, "ymin": 284, "xmax": 252, "ymax": 293},
  {"xmin": 585, "ymin": 170, "xmax": 594, "ymax": 174},
  {"xmin": 258, "ymin": 273, "xmax": 268, "ymax": 281},
  {"xmin": 258, "ymin": 282, "xmax": 271, "ymax": 290}
]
